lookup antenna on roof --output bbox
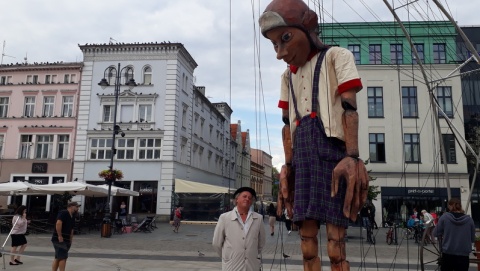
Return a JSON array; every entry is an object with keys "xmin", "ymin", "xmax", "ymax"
[
  {"xmin": 1, "ymin": 40, "xmax": 16, "ymax": 65},
  {"xmin": 109, "ymin": 37, "xmax": 118, "ymax": 44},
  {"xmin": 23, "ymin": 52, "xmax": 28, "ymax": 64}
]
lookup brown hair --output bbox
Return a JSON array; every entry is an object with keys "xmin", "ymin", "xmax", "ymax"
[
  {"xmin": 448, "ymin": 198, "xmax": 464, "ymax": 213},
  {"xmin": 14, "ymin": 205, "xmax": 26, "ymax": 216}
]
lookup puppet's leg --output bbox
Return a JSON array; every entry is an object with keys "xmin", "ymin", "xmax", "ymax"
[
  {"xmin": 326, "ymin": 223, "xmax": 349, "ymax": 271},
  {"xmin": 300, "ymin": 220, "xmax": 321, "ymax": 271}
]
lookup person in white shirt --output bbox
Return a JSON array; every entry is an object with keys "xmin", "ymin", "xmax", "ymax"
[{"xmin": 10, "ymin": 205, "xmax": 29, "ymax": 266}]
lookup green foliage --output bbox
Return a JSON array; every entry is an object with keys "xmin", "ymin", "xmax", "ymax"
[
  {"xmin": 271, "ymin": 167, "xmax": 280, "ymax": 200},
  {"xmin": 52, "ymin": 192, "xmax": 73, "ymax": 209},
  {"xmin": 364, "ymin": 159, "xmax": 381, "ymax": 201}
]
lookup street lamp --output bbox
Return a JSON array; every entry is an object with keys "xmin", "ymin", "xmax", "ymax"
[{"xmin": 98, "ymin": 63, "xmax": 136, "ymax": 236}]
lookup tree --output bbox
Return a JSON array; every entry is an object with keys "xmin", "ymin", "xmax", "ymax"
[
  {"xmin": 364, "ymin": 159, "xmax": 381, "ymax": 201},
  {"xmin": 271, "ymin": 167, "xmax": 280, "ymax": 201}
]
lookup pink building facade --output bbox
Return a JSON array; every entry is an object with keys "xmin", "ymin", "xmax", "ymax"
[{"xmin": 0, "ymin": 62, "xmax": 82, "ymax": 214}]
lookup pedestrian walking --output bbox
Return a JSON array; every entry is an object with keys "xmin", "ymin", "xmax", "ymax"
[
  {"xmin": 267, "ymin": 203, "xmax": 276, "ymax": 236},
  {"xmin": 172, "ymin": 205, "xmax": 183, "ymax": 233},
  {"xmin": 9, "ymin": 205, "xmax": 28, "ymax": 266},
  {"xmin": 212, "ymin": 187, "xmax": 266, "ymax": 271},
  {"xmin": 51, "ymin": 201, "xmax": 80, "ymax": 271},
  {"xmin": 433, "ymin": 198, "xmax": 475, "ymax": 271}
]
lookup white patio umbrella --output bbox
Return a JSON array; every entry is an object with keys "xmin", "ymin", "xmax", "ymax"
[
  {"xmin": 96, "ymin": 184, "xmax": 139, "ymax": 197},
  {"xmin": 0, "ymin": 181, "xmax": 34, "ymax": 196},
  {"xmin": 28, "ymin": 181, "xmax": 109, "ymax": 197}
]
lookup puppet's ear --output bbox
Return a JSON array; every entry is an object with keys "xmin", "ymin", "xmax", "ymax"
[{"xmin": 301, "ymin": 10, "xmax": 319, "ymax": 33}]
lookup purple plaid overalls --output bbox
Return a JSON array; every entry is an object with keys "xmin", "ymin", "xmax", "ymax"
[{"xmin": 290, "ymin": 49, "xmax": 348, "ymax": 227}]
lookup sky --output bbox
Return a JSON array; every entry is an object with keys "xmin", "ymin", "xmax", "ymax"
[{"xmin": 0, "ymin": 0, "xmax": 477, "ymax": 171}]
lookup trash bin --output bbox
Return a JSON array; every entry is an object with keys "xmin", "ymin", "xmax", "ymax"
[{"xmin": 101, "ymin": 220, "xmax": 112, "ymax": 238}]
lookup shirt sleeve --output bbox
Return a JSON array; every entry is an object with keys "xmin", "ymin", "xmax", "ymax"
[
  {"xmin": 212, "ymin": 214, "xmax": 225, "ymax": 258},
  {"xmin": 331, "ymin": 47, "xmax": 363, "ymax": 94},
  {"xmin": 278, "ymin": 69, "xmax": 290, "ymax": 110}
]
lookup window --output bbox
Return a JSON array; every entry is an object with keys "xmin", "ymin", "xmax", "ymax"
[
  {"xmin": 0, "ymin": 97, "xmax": 9, "ymax": 118},
  {"xmin": 369, "ymin": 44, "xmax": 382, "ymax": 64},
  {"xmin": 57, "ymin": 135, "xmax": 69, "ymax": 159},
  {"xmin": 441, "ymin": 134, "xmax": 456, "ymax": 164},
  {"xmin": 369, "ymin": 133, "xmax": 385, "ymax": 162},
  {"xmin": 61, "ymin": 96, "xmax": 74, "ymax": 117},
  {"xmin": 24, "ymin": 96, "xmax": 35, "ymax": 117},
  {"xmin": 180, "ymin": 137, "xmax": 187, "ymax": 162},
  {"xmin": 138, "ymin": 138, "xmax": 161, "ymax": 159},
  {"xmin": 107, "ymin": 67, "xmax": 115, "ymax": 85},
  {"xmin": 138, "ymin": 105, "xmax": 152, "ymax": 122},
  {"xmin": 120, "ymin": 105, "xmax": 133, "ymax": 123},
  {"xmin": 35, "ymin": 135, "xmax": 53, "ymax": 159},
  {"xmin": 433, "ymin": 43, "xmax": 446, "ymax": 64},
  {"xmin": 123, "ymin": 67, "xmax": 133, "ymax": 84},
  {"xmin": 44, "ymin": 75, "xmax": 58, "ymax": 84},
  {"xmin": 20, "ymin": 135, "xmax": 33, "ymax": 159},
  {"xmin": 404, "ymin": 133, "xmax": 420, "ymax": 163},
  {"xmin": 367, "ymin": 87, "xmax": 383, "ymax": 117},
  {"xmin": 437, "ymin": 86, "xmax": 453, "ymax": 118},
  {"xmin": 90, "ymin": 138, "xmax": 112, "ymax": 160},
  {"xmin": 182, "ymin": 105, "xmax": 188, "ymax": 128},
  {"xmin": 0, "ymin": 76, "xmax": 12, "ymax": 85},
  {"xmin": 412, "ymin": 44, "xmax": 424, "ymax": 64},
  {"xmin": 200, "ymin": 118, "xmax": 205, "ymax": 138},
  {"xmin": 116, "ymin": 139, "xmax": 135, "ymax": 160},
  {"xmin": 26, "ymin": 75, "xmax": 38, "ymax": 84},
  {"xmin": 348, "ymin": 45, "xmax": 361, "ymax": 64},
  {"xmin": 390, "ymin": 44, "xmax": 403, "ymax": 64},
  {"xmin": 143, "ymin": 66, "xmax": 152, "ymax": 85},
  {"xmin": 42, "ymin": 96, "xmax": 55, "ymax": 117},
  {"xmin": 0, "ymin": 135, "xmax": 3, "ymax": 158},
  {"xmin": 402, "ymin": 87, "xmax": 418, "ymax": 118},
  {"xmin": 103, "ymin": 105, "xmax": 114, "ymax": 122},
  {"xmin": 64, "ymin": 74, "xmax": 76, "ymax": 83}
]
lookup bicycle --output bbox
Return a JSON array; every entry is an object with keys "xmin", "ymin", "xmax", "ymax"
[{"xmin": 386, "ymin": 223, "xmax": 398, "ymax": 245}]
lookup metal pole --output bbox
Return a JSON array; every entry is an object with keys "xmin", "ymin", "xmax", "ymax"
[{"xmin": 103, "ymin": 63, "xmax": 121, "ymax": 237}]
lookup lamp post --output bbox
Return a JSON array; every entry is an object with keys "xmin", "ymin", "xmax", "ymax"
[{"xmin": 98, "ymin": 63, "xmax": 136, "ymax": 237}]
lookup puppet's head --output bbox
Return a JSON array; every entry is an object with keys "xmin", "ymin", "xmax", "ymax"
[{"xmin": 259, "ymin": 0, "xmax": 324, "ymax": 50}]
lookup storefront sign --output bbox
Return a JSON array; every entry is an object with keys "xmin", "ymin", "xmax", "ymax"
[
  {"xmin": 28, "ymin": 177, "xmax": 49, "ymax": 185},
  {"xmin": 406, "ymin": 188, "xmax": 435, "ymax": 195},
  {"xmin": 381, "ymin": 186, "xmax": 460, "ymax": 197},
  {"xmin": 32, "ymin": 163, "xmax": 48, "ymax": 173}
]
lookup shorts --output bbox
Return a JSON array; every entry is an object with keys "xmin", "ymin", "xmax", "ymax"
[
  {"xmin": 11, "ymin": 234, "xmax": 27, "ymax": 247},
  {"xmin": 52, "ymin": 241, "xmax": 71, "ymax": 260}
]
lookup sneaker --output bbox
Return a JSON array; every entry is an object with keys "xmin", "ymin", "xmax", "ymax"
[
  {"xmin": 271, "ymin": 232, "xmax": 274, "ymax": 236},
  {"xmin": 14, "ymin": 259, "xmax": 23, "ymax": 264},
  {"xmin": 288, "ymin": 231, "xmax": 291, "ymax": 235}
]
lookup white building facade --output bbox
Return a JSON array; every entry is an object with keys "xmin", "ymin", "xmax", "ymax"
[{"xmin": 73, "ymin": 43, "xmax": 234, "ymax": 221}]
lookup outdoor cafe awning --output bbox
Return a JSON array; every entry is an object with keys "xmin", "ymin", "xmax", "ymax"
[{"xmin": 174, "ymin": 179, "xmax": 234, "ymax": 194}]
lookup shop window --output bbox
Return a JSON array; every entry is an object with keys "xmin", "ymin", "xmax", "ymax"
[{"xmin": 133, "ymin": 181, "xmax": 157, "ymax": 214}]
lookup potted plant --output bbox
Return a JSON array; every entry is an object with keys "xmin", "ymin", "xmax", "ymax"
[{"xmin": 98, "ymin": 169, "xmax": 124, "ymax": 181}]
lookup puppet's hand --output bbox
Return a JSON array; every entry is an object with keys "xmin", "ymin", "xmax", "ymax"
[
  {"xmin": 279, "ymin": 164, "xmax": 294, "ymax": 218},
  {"xmin": 331, "ymin": 157, "xmax": 369, "ymax": 221}
]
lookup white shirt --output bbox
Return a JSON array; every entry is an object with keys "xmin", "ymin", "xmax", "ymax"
[{"xmin": 234, "ymin": 206, "xmax": 253, "ymax": 235}]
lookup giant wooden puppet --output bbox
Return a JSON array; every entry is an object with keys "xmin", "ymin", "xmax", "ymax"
[{"xmin": 259, "ymin": 0, "xmax": 369, "ymax": 270}]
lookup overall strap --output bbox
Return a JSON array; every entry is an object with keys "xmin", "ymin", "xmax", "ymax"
[
  {"xmin": 311, "ymin": 49, "xmax": 328, "ymax": 116},
  {"xmin": 289, "ymin": 49, "xmax": 329, "ymax": 126}
]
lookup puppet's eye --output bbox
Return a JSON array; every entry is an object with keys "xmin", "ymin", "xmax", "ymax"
[{"xmin": 281, "ymin": 32, "xmax": 292, "ymax": 42}]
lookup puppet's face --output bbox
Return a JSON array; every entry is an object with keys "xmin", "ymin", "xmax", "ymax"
[{"xmin": 265, "ymin": 26, "xmax": 311, "ymax": 67}]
